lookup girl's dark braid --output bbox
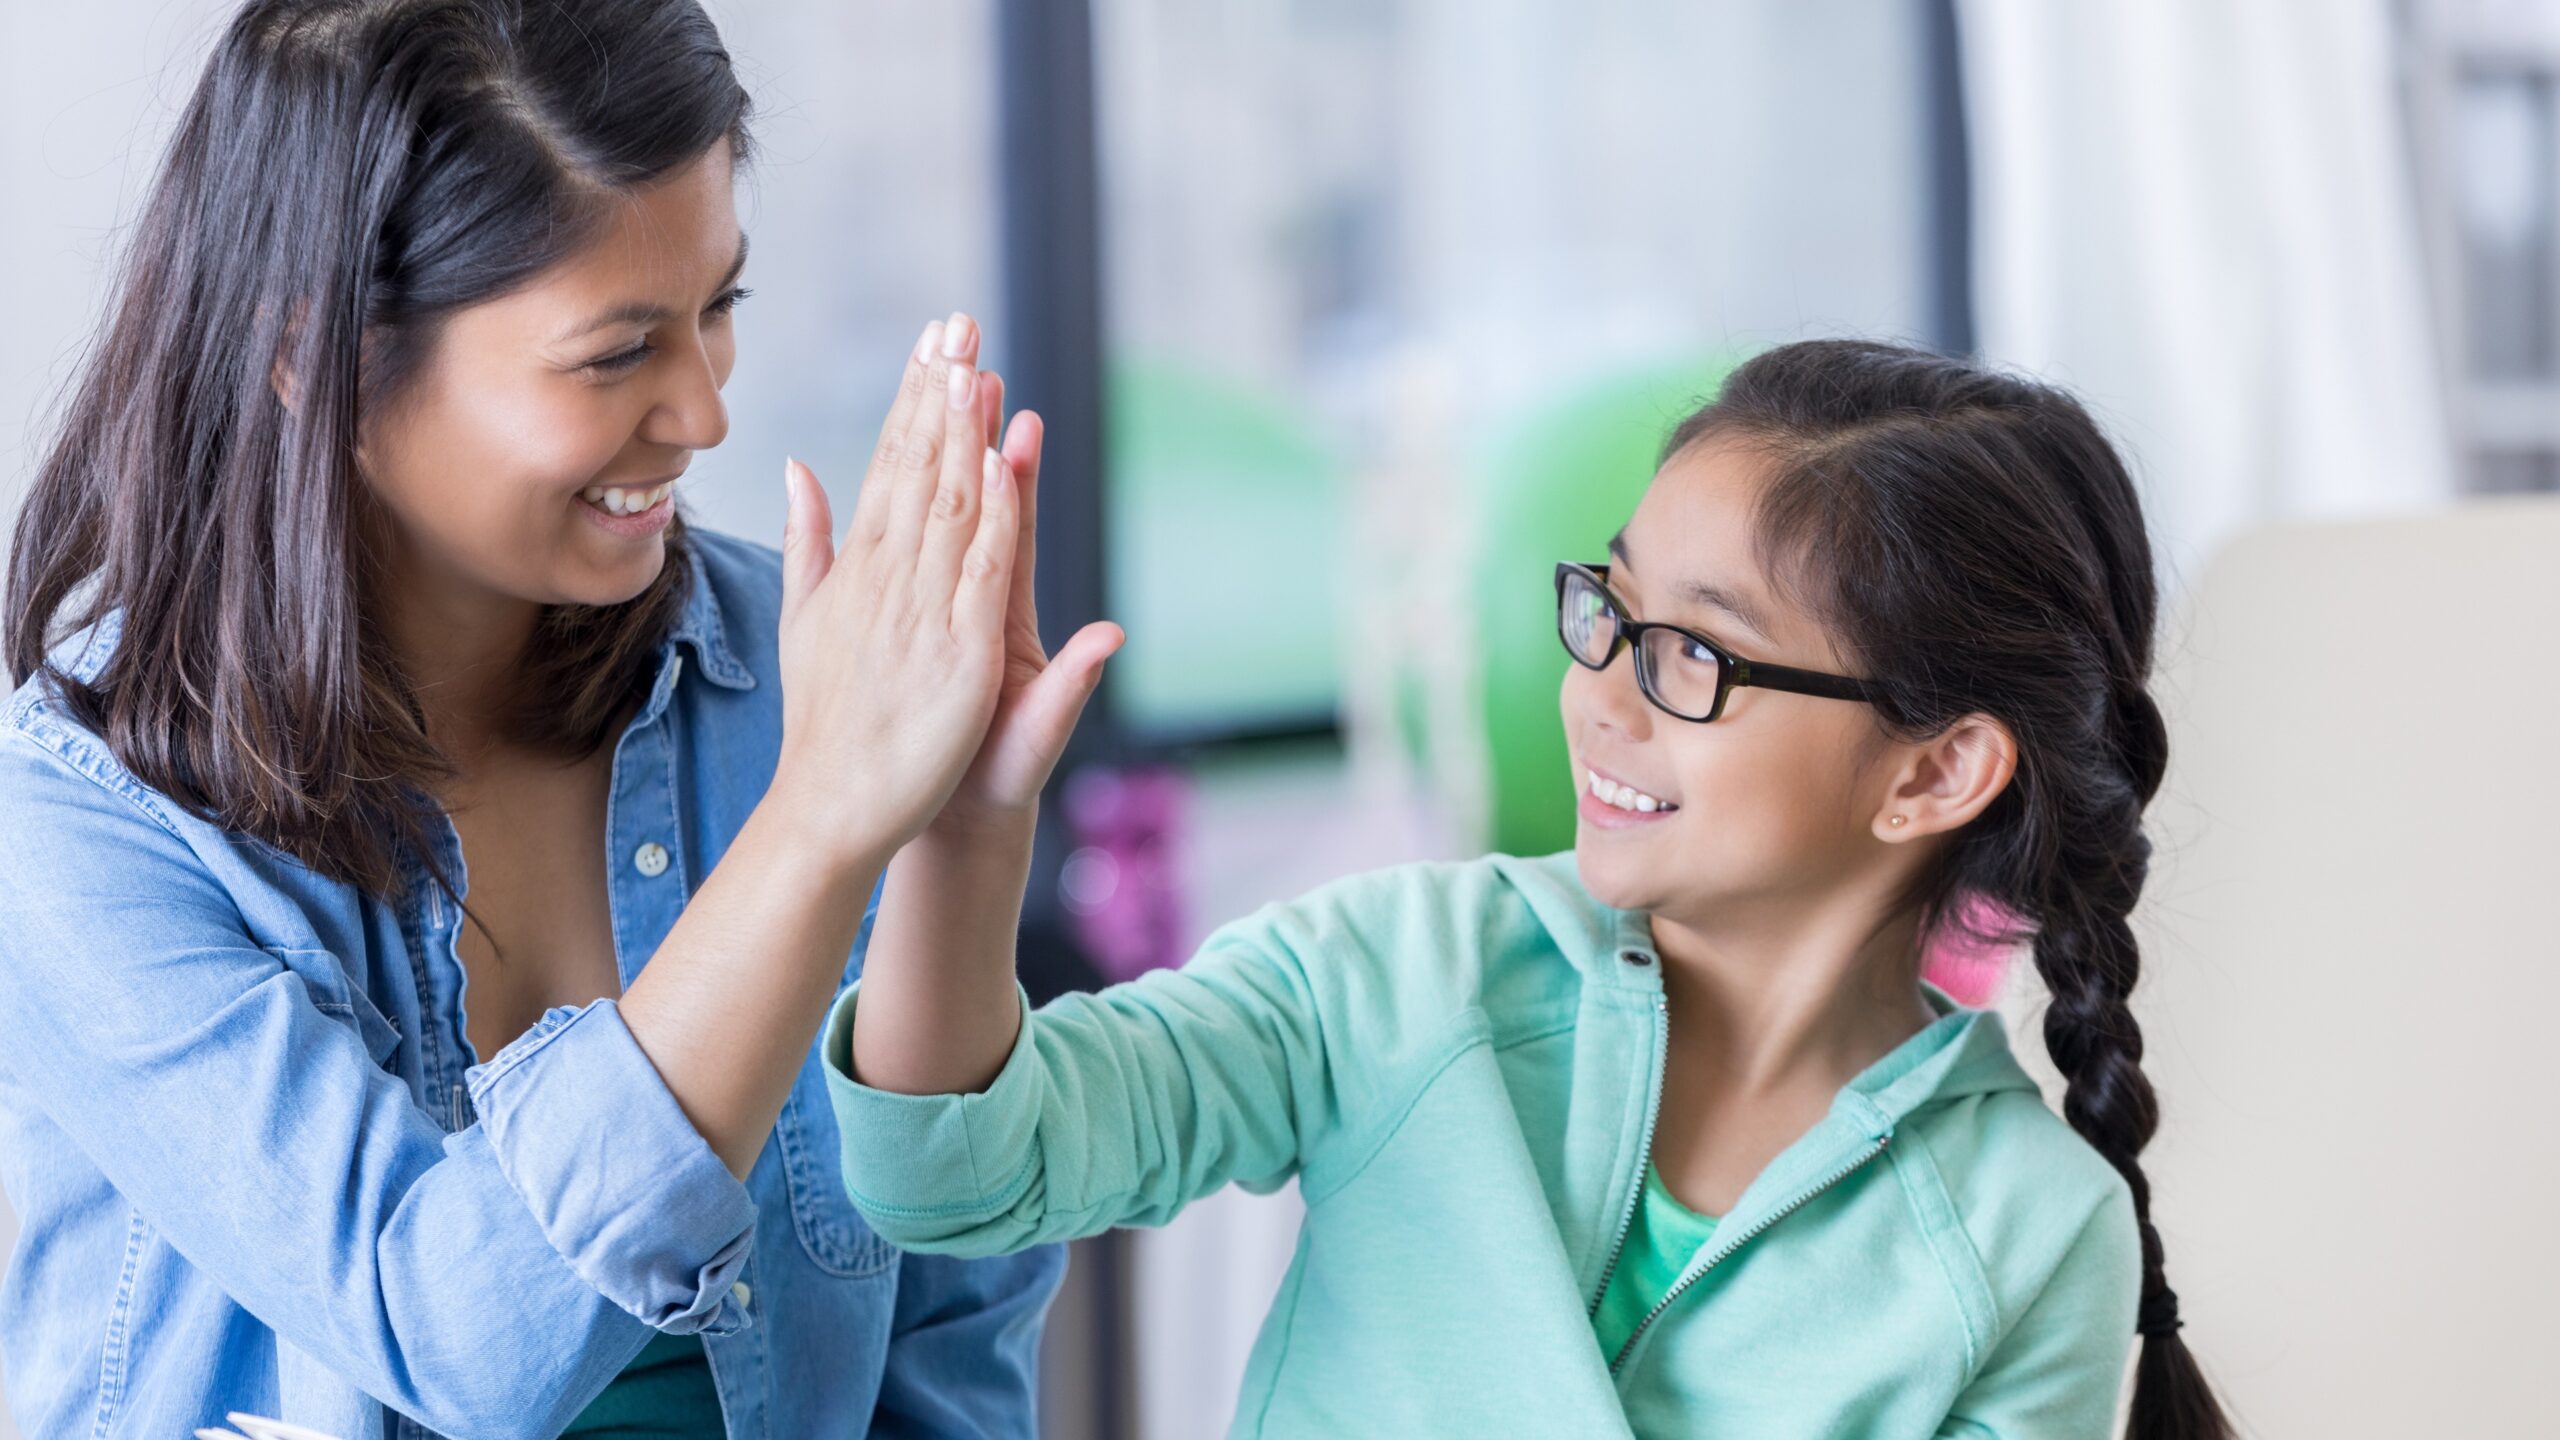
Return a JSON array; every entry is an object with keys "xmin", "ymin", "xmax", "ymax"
[{"xmin": 1669, "ymin": 340, "xmax": 2232, "ymax": 1438}]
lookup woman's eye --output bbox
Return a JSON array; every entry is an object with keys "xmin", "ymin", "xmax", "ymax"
[
  {"xmin": 586, "ymin": 343, "xmax": 655, "ymax": 375},
  {"xmin": 583, "ymin": 288, "xmax": 752, "ymax": 377},
  {"xmin": 1679, "ymin": 637, "xmax": 1718, "ymax": 666}
]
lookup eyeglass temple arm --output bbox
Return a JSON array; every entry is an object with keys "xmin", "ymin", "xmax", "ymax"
[{"xmin": 1731, "ymin": 658, "xmax": 1880, "ymax": 704}]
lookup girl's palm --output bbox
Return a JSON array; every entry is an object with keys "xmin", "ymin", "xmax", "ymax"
[{"xmin": 937, "ymin": 387, "xmax": 1121, "ymax": 830}]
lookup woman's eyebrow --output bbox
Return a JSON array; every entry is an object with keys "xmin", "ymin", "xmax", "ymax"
[
  {"xmin": 1606, "ymin": 530, "xmax": 1776, "ymax": 641},
  {"xmin": 553, "ymin": 231, "xmax": 752, "ymax": 343}
]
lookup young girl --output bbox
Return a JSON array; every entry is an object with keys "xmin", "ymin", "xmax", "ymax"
[
  {"xmin": 0, "ymin": 1, "xmax": 1101, "ymax": 1434},
  {"xmin": 824, "ymin": 340, "xmax": 2233, "ymax": 1437}
]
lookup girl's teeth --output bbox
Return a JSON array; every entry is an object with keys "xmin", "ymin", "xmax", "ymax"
[{"xmin": 1587, "ymin": 769, "xmax": 1674, "ymax": 814}]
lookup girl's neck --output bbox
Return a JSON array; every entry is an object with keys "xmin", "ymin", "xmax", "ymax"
[{"xmin": 1647, "ymin": 889, "xmax": 1938, "ymax": 1099}]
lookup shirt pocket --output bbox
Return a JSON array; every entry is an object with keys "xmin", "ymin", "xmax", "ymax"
[
  {"xmin": 773, "ymin": 1054, "xmax": 898, "ymax": 1277},
  {"xmin": 270, "ymin": 946, "xmax": 403, "ymax": 1069}
]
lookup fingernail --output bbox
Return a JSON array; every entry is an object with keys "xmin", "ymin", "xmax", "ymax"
[
  {"xmin": 982, "ymin": 447, "xmax": 1002, "ymax": 492},
  {"xmin": 948, "ymin": 361, "xmax": 976, "ymax": 409},
  {"xmin": 915, "ymin": 322, "xmax": 943, "ymax": 365},
  {"xmin": 941, "ymin": 312, "xmax": 975, "ymax": 359}
]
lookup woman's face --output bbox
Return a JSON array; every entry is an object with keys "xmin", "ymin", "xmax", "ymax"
[
  {"xmin": 355, "ymin": 138, "xmax": 746, "ymax": 613},
  {"xmin": 1563, "ymin": 432, "xmax": 1907, "ymax": 927}
]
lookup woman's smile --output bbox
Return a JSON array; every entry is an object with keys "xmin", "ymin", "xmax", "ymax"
[{"xmin": 576, "ymin": 477, "xmax": 679, "ymax": 534}]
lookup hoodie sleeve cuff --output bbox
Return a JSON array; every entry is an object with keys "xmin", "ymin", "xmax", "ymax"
[{"xmin": 821, "ymin": 980, "xmax": 1045, "ymax": 1222}]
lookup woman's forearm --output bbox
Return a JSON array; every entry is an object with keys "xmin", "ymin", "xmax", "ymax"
[
  {"xmin": 618, "ymin": 796, "xmax": 889, "ymax": 1176},
  {"xmin": 849, "ymin": 813, "xmax": 1037, "ymax": 1096}
]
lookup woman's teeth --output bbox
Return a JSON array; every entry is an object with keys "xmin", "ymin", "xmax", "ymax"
[
  {"xmin": 1589, "ymin": 769, "xmax": 1677, "ymax": 814},
  {"xmin": 580, "ymin": 481, "xmax": 674, "ymax": 516}
]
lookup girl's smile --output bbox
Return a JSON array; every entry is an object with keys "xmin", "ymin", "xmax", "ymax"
[{"xmin": 1579, "ymin": 761, "xmax": 1683, "ymax": 828}]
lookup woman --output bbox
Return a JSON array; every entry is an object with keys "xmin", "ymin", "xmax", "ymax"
[
  {"xmin": 0, "ymin": 1, "xmax": 1108, "ymax": 1435},
  {"xmin": 824, "ymin": 341, "xmax": 2232, "ymax": 1437}
]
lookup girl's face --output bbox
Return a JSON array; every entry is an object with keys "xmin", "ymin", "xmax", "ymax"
[
  {"xmin": 354, "ymin": 138, "xmax": 746, "ymax": 613},
  {"xmin": 1563, "ymin": 432, "xmax": 1910, "ymax": 926}
]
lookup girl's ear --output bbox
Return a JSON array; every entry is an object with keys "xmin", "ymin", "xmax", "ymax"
[{"xmin": 1872, "ymin": 713, "xmax": 2017, "ymax": 842}]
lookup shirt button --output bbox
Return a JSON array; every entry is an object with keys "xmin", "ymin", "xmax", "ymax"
[
  {"xmin": 1620, "ymin": 949, "xmax": 1655, "ymax": 968},
  {"xmin": 730, "ymin": 1281, "xmax": 752, "ymax": 1308},
  {"xmin": 633, "ymin": 842, "xmax": 671, "ymax": 878}
]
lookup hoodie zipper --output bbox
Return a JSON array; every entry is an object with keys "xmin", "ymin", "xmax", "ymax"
[
  {"xmin": 1607, "ymin": 1128, "xmax": 1895, "ymax": 1374},
  {"xmin": 1588, "ymin": 994, "xmax": 1671, "ymax": 1321}
]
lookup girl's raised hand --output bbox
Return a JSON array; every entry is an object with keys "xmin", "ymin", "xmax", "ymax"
[
  {"xmin": 766, "ymin": 314, "xmax": 1020, "ymax": 869},
  {"xmin": 930, "ymin": 379, "xmax": 1124, "ymax": 834}
]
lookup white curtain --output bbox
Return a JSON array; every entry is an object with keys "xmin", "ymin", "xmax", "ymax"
[{"xmin": 1959, "ymin": 0, "xmax": 2457, "ymax": 593}]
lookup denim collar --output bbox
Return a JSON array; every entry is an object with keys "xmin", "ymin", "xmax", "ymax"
[{"xmin": 666, "ymin": 538, "xmax": 757, "ymax": 691}]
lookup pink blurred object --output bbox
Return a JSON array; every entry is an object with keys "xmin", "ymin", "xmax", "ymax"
[
  {"xmin": 1058, "ymin": 766, "xmax": 1191, "ymax": 984},
  {"xmin": 1921, "ymin": 893, "xmax": 2027, "ymax": 1008}
]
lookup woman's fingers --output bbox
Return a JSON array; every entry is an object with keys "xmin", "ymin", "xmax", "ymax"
[
  {"xmin": 780, "ymin": 457, "xmax": 836, "ymax": 627},
  {"xmin": 886, "ymin": 314, "xmax": 981, "ymax": 558},
  {"xmin": 911, "ymin": 339, "xmax": 994, "ymax": 607},
  {"xmin": 950, "ymin": 448, "xmax": 1019, "ymax": 646},
  {"xmin": 847, "ymin": 318, "xmax": 947, "ymax": 553}
]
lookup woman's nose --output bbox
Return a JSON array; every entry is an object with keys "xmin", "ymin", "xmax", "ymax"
[{"xmin": 643, "ymin": 331, "xmax": 731, "ymax": 452}]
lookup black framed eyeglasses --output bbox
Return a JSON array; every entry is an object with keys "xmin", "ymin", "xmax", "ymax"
[{"xmin": 1555, "ymin": 562, "xmax": 1880, "ymax": 723}]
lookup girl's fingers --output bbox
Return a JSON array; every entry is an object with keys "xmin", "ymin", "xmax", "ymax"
[
  {"xmin": 950, "ymin": 448, "xmax": 1018, "ymax": 644},
  {"xmin": 979, "ymin": 369, "xmax": 1006, "ymax": 446},
  {"xmin": 780, "ymin": 456, "xmax": 834, "ymax": 625},
  {"xmin": 848, "ymin": 318, "xmax": 947, "ymax": 551},
  {"xmin": 1010, "ymin": 620, "xmax": 1122, "ymax": 760},
  {"xmin": 886, "ymin": 313, "xmax": 982, "ymax": 557},
  {"xmin": 1000, "ymin": 409, "xmax": 1044, "ymax": 623}
]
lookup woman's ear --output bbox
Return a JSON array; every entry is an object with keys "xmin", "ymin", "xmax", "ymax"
[
  {"xmin": 267, "ymin": 300, "xmax": 310, "ymax": 414},
  {"xmin": 1871, "ymin": 713, "xmax": 2017, "ymax": 842}
]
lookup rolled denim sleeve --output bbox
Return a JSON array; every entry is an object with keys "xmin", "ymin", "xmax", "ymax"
[
  {"xmin": 0, "ymin": 726, "xmax": 741, "ymax": 1438},
  {"xmin": 467, "ymin": 998, "xmax": 756, "ymax": 1333}
]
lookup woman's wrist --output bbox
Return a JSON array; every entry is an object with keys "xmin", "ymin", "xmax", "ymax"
[{"xmin": 745, "ymin": 780, "xmax": 900, "ymax": 901}]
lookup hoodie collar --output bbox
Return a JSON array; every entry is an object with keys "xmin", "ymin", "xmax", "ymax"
[{"xmin": 1495, "ymin": 851, "xmax": 2042, "ymax": 1131}]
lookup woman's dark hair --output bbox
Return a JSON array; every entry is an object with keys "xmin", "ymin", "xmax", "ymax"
[
  {"xmin": 1665, "ymin": 339, "xmax": 2229, "ymax": 1440},
  {"xmin": 6, "ymin": 0, "xmax": 754, "ymax": 894}
]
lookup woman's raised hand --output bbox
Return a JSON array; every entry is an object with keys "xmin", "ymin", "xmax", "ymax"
[{"xmin": 767, "ymin": 314, "xmax": 1020, "ymax": 869}]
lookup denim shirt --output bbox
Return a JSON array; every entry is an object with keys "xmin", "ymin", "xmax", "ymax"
[{"xmin": 0, "ymin": 528, "xmax": 1062, "ymax": 1440}]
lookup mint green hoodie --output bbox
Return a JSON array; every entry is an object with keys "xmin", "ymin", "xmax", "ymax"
[{"xmin": 825, "ymin": 853, "xmax": 2140, "ymax": 1438}]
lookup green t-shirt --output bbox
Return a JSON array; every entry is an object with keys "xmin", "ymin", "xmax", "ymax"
[
  {"xmin": 558, "ymin": 1329, "xmax": 725, "ymax": 1438},
  {"xmin": 1593, "ymin": 1160, "xmax": 1721, "ymax": 1364}
]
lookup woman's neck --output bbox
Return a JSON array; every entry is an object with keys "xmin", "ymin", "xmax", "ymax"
[
  {"xmin": 1647, "ymin": 885, "xmax": 1938, "ymax": 1100},
  {"xmin": 381, "ymin": 555, "xmax": 544, "ymax": 763}
]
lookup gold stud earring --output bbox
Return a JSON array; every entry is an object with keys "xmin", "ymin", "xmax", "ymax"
[{"xmin": 1888, "ymin": 815, "xmax": 1908, "ymax": 828}]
